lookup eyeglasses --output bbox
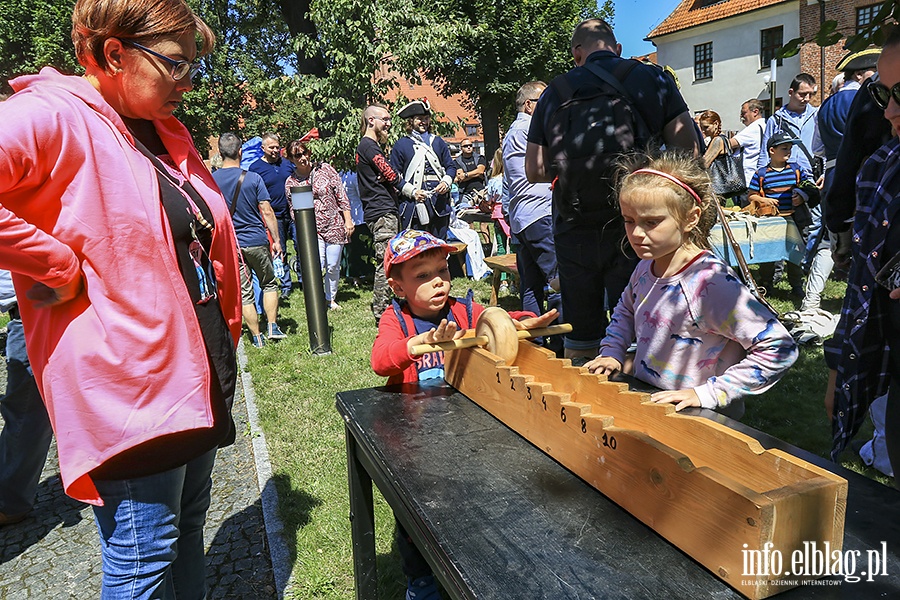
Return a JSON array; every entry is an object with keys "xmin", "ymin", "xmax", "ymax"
[
  {"xmin": 121, "ymin": 40, "xmax": 203, "ymax": 81},
  {"xmin": 461, "ymin": 144, "xmax": 473, "ymax": 148},
  {"xmin": 371, "ymin": 116, "xmax": 391, "ymax": 124},
  {"xmin": 868, "ymin": 80, "xmax": 900, "ymax": 110},
  {"xmin": 526, "ymin": 98, "xmax": 541, "ymax": 103}
]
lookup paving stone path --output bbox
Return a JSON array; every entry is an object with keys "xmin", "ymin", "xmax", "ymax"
[{"xmin": 0, "ymin": 364, "xmax": 277, "ymax": 599}]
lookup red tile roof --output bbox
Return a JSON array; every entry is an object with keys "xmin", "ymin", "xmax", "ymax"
[{"xmin": 648, "ymin": 0, "xmax": 790, "ymax": 39}]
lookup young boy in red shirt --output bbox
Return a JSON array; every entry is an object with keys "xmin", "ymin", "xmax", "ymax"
[
  {"xmin": 372, "ymin": 229, "xmax": 556, "ymax": 385},
  {"xmin": 370, "ymin": 229, "xmax": 556, "ymax": 599}
]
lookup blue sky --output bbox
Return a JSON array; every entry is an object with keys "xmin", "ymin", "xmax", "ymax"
[{"xmin": 612, "ymin": 0, "xmax": 683, "ymax": 57}]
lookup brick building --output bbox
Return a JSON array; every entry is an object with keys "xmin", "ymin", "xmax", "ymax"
[{"xmin": 799, "ymin": 1, "xmax": 884, "ymax": 105}]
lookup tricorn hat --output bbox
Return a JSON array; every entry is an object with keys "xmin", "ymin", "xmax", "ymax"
[
  {"xmin": 836, "ymin": 47, "xmax": 881, "ymax": 73},
  {"xmin": 398, "ymin": 99, "xmax": 431, "ymax": 120}
]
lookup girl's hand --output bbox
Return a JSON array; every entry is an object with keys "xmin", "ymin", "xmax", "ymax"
[
  {"xmin": 513, "ymin": 308, "xmax": 558, "ymax": 331},
  {"xmin": 651, "ymin": 389, "xmax": 702, "ymax": 411},
  {"xmin": 26, "ymin": 274, "xmax": 83, "ymax": 308},
  {"xmin": 584, "ymin": 355, "xmax": 621, "ymax": 375}
]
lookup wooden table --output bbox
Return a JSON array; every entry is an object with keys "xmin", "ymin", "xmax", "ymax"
[
  {"xmin": 482, "ymin": 254, "xmax": 517, "ymax": 305},
  {"xmin": 337, "ymin": 381, "xmax": 900, "ymax": 600}
]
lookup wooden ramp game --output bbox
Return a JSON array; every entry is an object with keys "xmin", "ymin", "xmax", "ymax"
[{"xmin": 431, "ymin": 308, "xmax": 847, "ymax": 599}]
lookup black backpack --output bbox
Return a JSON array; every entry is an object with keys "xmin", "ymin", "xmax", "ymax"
[{"xmin": 546, "ymin": 59, "xmax": 658, "ymax": 226}]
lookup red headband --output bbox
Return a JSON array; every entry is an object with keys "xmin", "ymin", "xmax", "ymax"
[{"xmin": 631, "ymin": 168, "xmax": 703, "ymax": 205}]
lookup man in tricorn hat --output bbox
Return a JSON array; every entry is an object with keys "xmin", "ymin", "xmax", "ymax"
[
  {"xmin": 800, "ymin": 48, "xmax": 881, "ymax": 314},
  {"xmin": 389, "ymin": 99, "xmax": 457, "ymax": 239}
]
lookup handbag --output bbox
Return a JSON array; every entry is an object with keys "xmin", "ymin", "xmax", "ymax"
[{"xmin": 707, "ymin": 135, "xmax": 748, "ymax": 197}]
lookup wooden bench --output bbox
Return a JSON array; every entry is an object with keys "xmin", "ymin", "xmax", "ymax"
[{"xmin": 483, "ymin": 254, "xmax": 518, "ymax": 306}]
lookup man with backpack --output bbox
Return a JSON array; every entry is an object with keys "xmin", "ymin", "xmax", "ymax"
[{"xmin": 524, "ymin": 18, "xmax": 699, "ymax": 361}]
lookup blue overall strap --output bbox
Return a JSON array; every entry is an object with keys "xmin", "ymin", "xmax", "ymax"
[
  {"xmin": 460, "ymin": 289, "xmax": 475, "ymax": 329},
  {"xmin": 391, "ymin": 298, "xmax": 409, "ymax": 337}
]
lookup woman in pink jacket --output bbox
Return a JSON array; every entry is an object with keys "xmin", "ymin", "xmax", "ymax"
[{"xmin": 0, "ymin": 0, "xmax": 241, "ymax": 597}]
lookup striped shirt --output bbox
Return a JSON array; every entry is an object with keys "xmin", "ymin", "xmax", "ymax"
[{"xmin": 748, "ymin": 163, "xmax": 805, "ymax": 212}]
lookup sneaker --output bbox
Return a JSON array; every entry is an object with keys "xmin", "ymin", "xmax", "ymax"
[
  {"xmin": 250, "ymin": 334, "xmax": 265, "ymax": 348},
  {"xmin": 267, "ymin": 323, "xmax": 287, "ymax": 340},
  {"xmin": 328, "ymin": 301, "xmax": 341, "ymax": 310},
  {"xmin": 406, "ymin": 575, "xmax": 441, "ymax": 600},
  {"xmin": 280, "ymin": 291, "xmax": 291, "ymax": 302}
]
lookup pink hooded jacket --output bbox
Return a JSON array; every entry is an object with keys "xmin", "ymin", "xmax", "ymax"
[{"xmin": 0, "ymin": 68, "xmax": 242, "ymax": 505}]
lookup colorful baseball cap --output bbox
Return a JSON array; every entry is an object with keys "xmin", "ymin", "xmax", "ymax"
[
  {"xmin": 767, "ymin": 131, "xmax": 800, "ymax": 149},
  {"xmin": 384, "ymin": 229, "xmax": 455, "ymax": 278}
]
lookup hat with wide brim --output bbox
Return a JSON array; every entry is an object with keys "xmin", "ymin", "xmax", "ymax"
[
  {"xmin": 398, "ymin": 99, "xmax": 431, "ymax": 120},
  {"xmin": 384, "ymin": 229, "xmax": 454, "ymax": 278},
  {"xmin": 836, "ymin": 47, "xmax": 881, "ymax": 72}
]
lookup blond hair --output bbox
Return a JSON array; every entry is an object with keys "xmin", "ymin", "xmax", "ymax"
[
  {"xmin": 72, "ymin": 0, "xmax": 214, "ymax": 70},
  {"xmin": 618, "ymin": 151, "xmax": 718, "ymax": 250}
]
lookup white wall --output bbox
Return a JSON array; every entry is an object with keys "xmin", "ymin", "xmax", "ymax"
[{"xmin": 652, "ymin": 3, "xmax": 800, "ymax": 132}]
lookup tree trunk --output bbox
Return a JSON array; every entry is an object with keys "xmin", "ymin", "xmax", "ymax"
[
  {"xmin": 274, "ymin": 0, "xmax": 327, "ymax": 77},
  {"xmin": 480, "ymin": 97, "xmax": 502, "ymax": 160}
]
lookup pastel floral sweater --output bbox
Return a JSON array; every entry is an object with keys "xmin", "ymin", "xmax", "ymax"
[{"xmin": 599, "ymin": 251, "xmax": 797, "ymax": 408}]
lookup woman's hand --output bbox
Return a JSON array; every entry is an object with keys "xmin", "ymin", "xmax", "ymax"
[
  {"xmin": 651, "ymin": 389, "xmax": 702, "ymax": 411},
  {"xmin": 584, "ymin": 355, "xmax": 621, "ymax": 375},
  {"xmin": 344, "ymin": 220, "xmax": 355, "ymax": 239},
  {"xmin": 513, "ymin": 308, "xmax": 558, "ymax": 330},
  {"xmin": 26, "ymin": 274, "xmax": 83, "ymax": 308}
]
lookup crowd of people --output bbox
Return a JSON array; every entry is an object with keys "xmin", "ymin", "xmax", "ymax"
[{"xmin": 2, "ymin": 1, "xmax": 900, "ymax": 598}]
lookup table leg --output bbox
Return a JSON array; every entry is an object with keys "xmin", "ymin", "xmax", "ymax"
[
  {"xmin": 346, "ymin": 426, "xmax": 377, "ymax": 600},
  {"xmin": 490, "ymin": 270, "xmax": 500, "ymax": 306}
]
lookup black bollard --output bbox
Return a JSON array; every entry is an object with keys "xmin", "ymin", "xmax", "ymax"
[{"xmin": 291, "ymin": 185, "xmax": 332, "ymax": 355}]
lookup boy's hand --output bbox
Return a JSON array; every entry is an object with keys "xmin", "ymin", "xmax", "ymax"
[
  {"xmin": 651, "ymin": 389, "xmax": 702, "ymax": 411},
  {"xmin": 584, "ymin": 355, "xmax": 621, "ymax": 375},
  {"xmin": 407, "ymin": 319, "xmax": 463, "ymax": 354},
  {"xmin": 512, "ymin": 308, "xmax": 559, "ymax": 330},
  {"xmin": 791, "ymin": 190, "xmax": 807, "ymax": 206}
]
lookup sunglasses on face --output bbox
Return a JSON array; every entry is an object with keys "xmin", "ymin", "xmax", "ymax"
[
  {"xmin": 121, "ymin": 40, "xmax": 203, "ymax": 81},
  {"xmin": 868, "ymin": 80, "xmax": 900, "ymax": 110}
]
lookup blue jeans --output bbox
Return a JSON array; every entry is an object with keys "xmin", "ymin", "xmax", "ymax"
[
  {"xmin": 515, "ymin": 215, "xmax": 562, "ymax": 325},
  {"xmin": 276, "ymin": 216, "xmax": 295, "ymax": 293},
  {"xmin": 92, "ymin": 448, "xmax": 216, "ymax": 600},
  {"xmin": 0, "ymin": 317, "xmax": 53, "ymax": 515}
]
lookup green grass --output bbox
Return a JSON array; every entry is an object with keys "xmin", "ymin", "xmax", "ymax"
[{"xmin": 246, "ymin": 268, "xmax": 891, "ymax": 598}]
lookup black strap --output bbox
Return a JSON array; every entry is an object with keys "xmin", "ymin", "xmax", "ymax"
[
  {"xmin": 777, "ymin": 118, "xmax": 816, "ymax": 167},
  {"xmin": 131, "ymin": 137, "xmax": 210, "ymax": 223},
  {"xmin": 580, "ymin": 59, "xmax": 652, "ymax": 139},
  {"xmin": 229, "ymin": 170, "xmax": 247, "ymax": 215}
]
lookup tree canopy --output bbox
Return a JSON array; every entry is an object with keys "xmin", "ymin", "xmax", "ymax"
[{"xmin": 0, "ymin": 0, "xmax": 614, "ymax": 165}]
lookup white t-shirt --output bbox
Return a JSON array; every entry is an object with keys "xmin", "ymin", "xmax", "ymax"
[{"xmin": 733, "ymin": 118, "xmax": 766, "ymax": 186}]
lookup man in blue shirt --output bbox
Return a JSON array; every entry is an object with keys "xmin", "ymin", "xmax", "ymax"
[
  {"xmin": 249, "ymin": 132, "xmax": 295, "ymax": 300},
  {"xmin": 503, "ymin": 81, "xmax": 561, "ymax": 350},
  {"xmin": 213, "ymin": 133, "xmax": 285, "ymax": 346},
  {"xmin": 759, "ymin": 73, "xmax": 823, "ymax": 173}
]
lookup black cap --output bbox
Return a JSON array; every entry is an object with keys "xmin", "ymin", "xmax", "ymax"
[
  {"xmin": 767, "ymin": 131, "xmax": 800, "ymax": 149},
  {"xmin": 398, "ymin": 99, "xmax": 431, "ymax": 119}
]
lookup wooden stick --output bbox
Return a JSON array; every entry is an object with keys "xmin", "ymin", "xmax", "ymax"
[{"xmin": 410, "ymin": 324, "xmax": 573, "ymax": 356}]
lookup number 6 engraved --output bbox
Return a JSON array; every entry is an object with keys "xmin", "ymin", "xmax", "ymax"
[{"xmin": 560, "ymin": 406, "xmax": 567, "ymax": 422}]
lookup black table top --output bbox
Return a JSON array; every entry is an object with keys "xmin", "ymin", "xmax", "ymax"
[{"xmin": 337, "ymin": 380, "xmax": 900, "ymax": 599}]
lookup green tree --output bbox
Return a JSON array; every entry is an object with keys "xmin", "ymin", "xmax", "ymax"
[
  {"xmin": 0, "ymin": 0, "xmax": 79, "ymax": 94},
  {"xmin": 385, "ymin": 0, "xmax": 615, "ymax": 156}
]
